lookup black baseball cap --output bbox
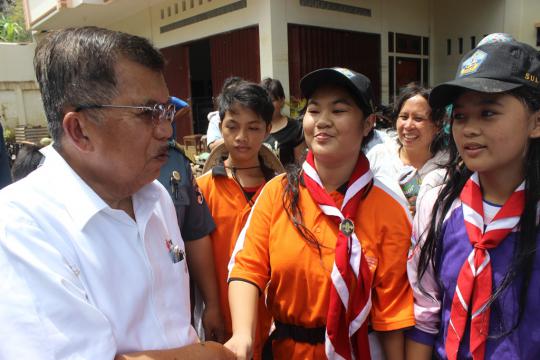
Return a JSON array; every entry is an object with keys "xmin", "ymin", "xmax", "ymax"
[
  {"xmin": 430, "ymin": 34, "xmax": 540, "ymax": 108},
  {"xmin": 300, "ymin": 67, "xmax": 375, "ymax": 115}
]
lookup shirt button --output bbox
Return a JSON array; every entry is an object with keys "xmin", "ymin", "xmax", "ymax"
[{"xmin": 314, "ymin": 227, "xmax": 321, "ymax": 233}]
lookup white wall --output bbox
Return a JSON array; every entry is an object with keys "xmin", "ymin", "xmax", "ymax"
[
  {"xmin": 108, "ymin": 7, "xmax": 153, "ymax": 40},
  {"xmin": 281, "ymin": 0, "xmax": 431, "ymax": 103},
  {"xmin": 0, "ymin": 43, "xmax": 36, "ymax": 82},
  {"xmin": 25, "ymin": 0, "xmax": 540, "ymax": 111},
  {"xmin": 0, "ymin": 83, "xmax": 46, "ymax": 129},
  {"xmin": 431, "ymin": 0, "xmax": 506, "ymax": 85},
  {"xmin": 133, "ymin": 0, "xmax": 432, "ymax": 104},
  {"xmin": 505, "ymin": 0, "xmax": 540, "ymax": 46},
  {"xmin": 148, "ymin": 0, "xmax": 260, "ymax": 48},
  {"xmin": 0, "ymin": 43, "xmax": 46, "ymax": 129}
]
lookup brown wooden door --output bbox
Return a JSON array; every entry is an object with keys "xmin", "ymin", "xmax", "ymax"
[
  {"xmin": 209, "ymin": 26, "xmax": 261, "ymax": 98},
  {"xmin": 396, "ymin": 57, "xmax": 421, "ymax": 91},
  {"xmin": 288, "ymin": 24, "xmax": 381, "ymax": 105}
]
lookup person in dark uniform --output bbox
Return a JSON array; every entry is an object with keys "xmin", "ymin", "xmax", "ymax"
[
  {"xmin": 157, "ymin": 96, "xmax": 225, "ymax": 343},
  {"xmin": 0, "ymin": 122, "xmax": 12, "ymax": 189}
]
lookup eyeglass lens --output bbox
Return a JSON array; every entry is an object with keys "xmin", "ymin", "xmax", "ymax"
[{"xmin": 152, "ymin": 104, "xmax": 176, "ymax": 125}]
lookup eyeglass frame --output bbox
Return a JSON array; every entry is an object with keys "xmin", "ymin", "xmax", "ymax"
[{"xmin": 74, "ymin": 103, "xmax": 177, "ymax": 126}]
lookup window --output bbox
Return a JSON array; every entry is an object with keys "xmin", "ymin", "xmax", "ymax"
[
  {"xmin": 388, "ymin": 32, "xmax": 394, "ymax": 52},
  {"xmin": 422, "ymin": 37, "xmax": 429, "ymax": 56},
  {"xmin": 447, "ymin": 39, "xmax": 452, "ymax": 55},
  {"xmin": 459, "ymin": 37, "xmax": 463, "ymax": 54},
  {"xmin": 422, "ymin": 59, "xmax": 429, "ymax": 87},
  {"xmin": 396, "ymin": 33, "xmax": 421, "ymax": 54},
  {"xmin": 389, "ymin": 56, "xmax": 395, "ymax": 102},
  {"xmin": 471, "ymin": 36, "xmax": 476, "ymax": 49}
]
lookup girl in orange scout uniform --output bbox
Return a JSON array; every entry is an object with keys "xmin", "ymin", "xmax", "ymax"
[
  {"xmin": 225, "ymin": 68, "xmax": 415, "ymax": 360},
  {"xmin": 197, "ymin": 82, "xmax": 282, "ymax": 359}
]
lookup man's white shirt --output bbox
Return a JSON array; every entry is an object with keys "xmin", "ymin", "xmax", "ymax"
[{"xmin": 0, "ymin": 147, "xmax": 198, "ymax": 359}]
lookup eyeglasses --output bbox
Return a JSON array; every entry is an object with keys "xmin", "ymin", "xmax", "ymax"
[{"xmin": 75, "ymin": 103, "xmax": 177, "ymax": 126}]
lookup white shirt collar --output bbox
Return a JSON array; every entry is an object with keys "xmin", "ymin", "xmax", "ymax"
[{"xmin": 44, "ymin": 147, "xmax": 161, "ymax": 231}]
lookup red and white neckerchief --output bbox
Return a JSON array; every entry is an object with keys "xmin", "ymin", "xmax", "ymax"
[
  {"xmin": 446, "ymin": 172, "xmax": 525, "ymax": 360},
  {"xmin": 302, "ymin": 150, "xmax": 373, "ymax": 360}
]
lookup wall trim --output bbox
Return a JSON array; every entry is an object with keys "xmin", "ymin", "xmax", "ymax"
[
  {"xmin": 299, "ymin": 0, "xmax": 371, "ymax": 17},
  {"xmin": 160, "ymin": 0, "xmax": 247, "ymax": 34}
]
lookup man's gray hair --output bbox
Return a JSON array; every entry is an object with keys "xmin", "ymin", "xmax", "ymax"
[{"xmin": 34, "ymin": 26, "xmax": 165, "ymax": 144}]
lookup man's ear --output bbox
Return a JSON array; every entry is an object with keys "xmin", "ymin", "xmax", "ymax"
[
  {"xmin": 530, "ymin": 109, "xmax": 540, "ymax": 139},
  {"xmin": 363, "ymin": 113, "xmax": 376, "ymax": 137},
  {"xmin": 62, "ymin": 111, "xmax": 94, "ymax": 152},
  {"xmin": 265, "ymin": 122, "xmax": 272, "ymax": 137}
]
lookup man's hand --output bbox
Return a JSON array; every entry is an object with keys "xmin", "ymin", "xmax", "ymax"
[
  {"xmin": 202, "ymin": 303, "xmax": 226, "ymax": 343},
  {"xmin": 224, "ymin": 333, "xmax": 253, "ymax": 360}
]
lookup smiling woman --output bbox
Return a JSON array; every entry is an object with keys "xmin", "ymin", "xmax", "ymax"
[{"xmin": 368, "ymin": 83, "xmax": 449, "ymax": 214}]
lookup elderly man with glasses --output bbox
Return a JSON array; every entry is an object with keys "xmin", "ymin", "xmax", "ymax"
[{"xmin": 0, "ymin": 26, "xmax": 233, "ymax": 359}]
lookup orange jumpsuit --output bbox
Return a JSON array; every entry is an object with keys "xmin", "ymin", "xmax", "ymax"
[
  {"xmin": 229, "ymin": 174, "xmax": 415, "ymax": 358},
  {"xmin": 197, "ymin": 165, "xmax": 272, "ymax": 359}
]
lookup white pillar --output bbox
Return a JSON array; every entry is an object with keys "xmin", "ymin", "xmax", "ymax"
[
  {"xmin": 258, "ymin": 0, "xmax": 290, "ymax": 104},
  {"xmin": 15, "ymin": 86, "xmax": 27, "ymax": 126}
]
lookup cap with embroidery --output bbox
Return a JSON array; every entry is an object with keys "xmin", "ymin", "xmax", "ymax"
[
  {"xmin": 430, "ymin": 34, "xmax": 540, "ymax": 108},
  {"xmin": 300, "ymin": 67, "xmax": 375, "ymax": 115}
]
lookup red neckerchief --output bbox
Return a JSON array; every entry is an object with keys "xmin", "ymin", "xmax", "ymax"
[
  {"xmin": 446, "ymin": 172, "xmax": 525, "ymax": 360},
  {"xmin": 302, "ymin": 150, "xmax": 373, "ymax": 360}
]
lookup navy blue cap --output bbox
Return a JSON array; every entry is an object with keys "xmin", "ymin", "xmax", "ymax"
[
  {"xmin": 430, "ymin": 34, "xmax": 540, "ymax": 108},
  {"xmin": 300, "ymin": 67, "xmax": 375, "ymax": 115}
]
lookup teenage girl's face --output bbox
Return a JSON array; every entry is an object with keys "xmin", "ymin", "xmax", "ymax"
[
  {"xmin": 303, "ymin": 85, "xmax": 373, "ymax": 164},
  {"xmin": 396, "ymin": 95, "xmax": 438, "ymax": 155},
  {"xmin": 452, "ymin": 90, "xmax": 540, "ymax": 177},
  {"xmin": 220, "ymin": 104, "xmax": 271, "ymax": 165}
]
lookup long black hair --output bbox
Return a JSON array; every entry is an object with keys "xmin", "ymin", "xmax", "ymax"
[{"xmin": 417, "ymin": 86, "xmax": 540, "ymax": 337}]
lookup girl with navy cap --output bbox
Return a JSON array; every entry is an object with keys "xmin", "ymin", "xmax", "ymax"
[
  {"xmin": 225, "ymin": 68, "xmax": 414, "ymax": 360},
  {"xmin": 407, "ymin": 34, "xmax": 540, "ymax": 359}
]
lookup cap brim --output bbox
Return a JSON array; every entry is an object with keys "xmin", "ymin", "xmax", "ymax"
[
  {"xmin": 300, "ymin": 68, "xmax": 372, "ymax": 113},
  {"xmin": 301, "ymin": 69, "xmax": 354, "ymax": 98},
  {"xmin": 429, "ymin": 77, "xmax": 522, "ymax": 108}
]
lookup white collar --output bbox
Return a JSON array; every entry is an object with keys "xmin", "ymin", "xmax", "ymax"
[{"xmin": 44, "ymin": 147, "xmax": 161, "ymax": 230}]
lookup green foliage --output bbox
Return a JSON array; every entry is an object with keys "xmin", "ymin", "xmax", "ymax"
[
  {"xmin": 3, "ymin": 127, "xmax": 14, "ymax": 143},
  {"xmin": 0, "ymin": 0, "xmax": 30, "ymax": 42},
  {"xmin": 287, "ymin": 96, "xmax": 307, "ymax": 120}
]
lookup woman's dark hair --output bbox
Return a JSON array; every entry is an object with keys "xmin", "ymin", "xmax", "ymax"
[
  {"xmin": 11, "ymin": 144, "xmax": 44, "ymax": 181},
  {"xmin": 218, "ymin": 82, "xmax": 274, "ymax": 125},
  {"xmin": 417, "ymin": 86, "xmax": 540, "ymax": 338},
  {"xmin": 282, "ymin": 157, "xmax": 322, "ymax": 256},
  {"xmin": 393, "ymin": 82, "xmax": 448, "ymax": 156},
  {"xmin": 260, "ymin": 78, "xmax": 285, "ymax": 101}
]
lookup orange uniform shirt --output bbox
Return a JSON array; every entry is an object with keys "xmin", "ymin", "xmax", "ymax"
[
  {"xmin": 197, "ymin": 166, "xmax": 272, "ymax": 359},
  {"xmin": 229, "ymin": 174, "xmax": 415, "ymax": 358}
]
